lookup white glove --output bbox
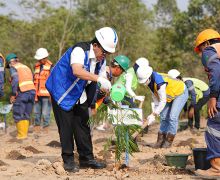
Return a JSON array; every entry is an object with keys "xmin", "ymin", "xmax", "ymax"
[
  {"xmin": 134, "ymin": 95, "xmax": 145, "ymax": 102},
  {"xmin": 147, "ymin": 113, "xmax": 156, "ymax": 125},
  {"xmin": 97, "ymin": 77, "xmax": 111, "ymax": 91}
]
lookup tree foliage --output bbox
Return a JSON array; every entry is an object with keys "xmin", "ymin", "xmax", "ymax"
[{"xmin": 0, "ymin": 0, "xmax": 220, "ymax": 111}]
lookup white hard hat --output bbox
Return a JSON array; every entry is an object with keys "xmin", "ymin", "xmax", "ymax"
[
  {"xmin": 136, "ymin": 66, "xmax": 153, "ymax": 84},
  {"xmin": 95, "ymin": 27, "xmax": 118, "ymax": 53},
  {"xmin": 168, "ymin": 69, "xmax": 181, "ymax": 79},
  {"xmin": 34, "ymin": 48, "xmax": 49, "ymax": 60},
  {"xmin": 136, "ymin": 57, "xmax": 149, "ymax": 66}
]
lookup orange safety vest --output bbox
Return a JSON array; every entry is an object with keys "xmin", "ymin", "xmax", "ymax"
[
  {"xmin": 12, "ymin": 62, "xmax": 35, "ymax": 92},
  {"xmin": 34, "ymin": 60, "xmax": 52, "ymax": 100}
]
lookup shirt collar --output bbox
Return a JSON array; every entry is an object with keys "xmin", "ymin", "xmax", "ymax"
[{"xmin": 89, "ymin": 44, "xmax": 96, "ymax": 60}]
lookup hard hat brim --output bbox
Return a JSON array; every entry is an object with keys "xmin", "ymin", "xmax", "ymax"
[
  {"xmin": 138, "ymin": 78, "xmax": 148, "ymax": 84},
  {"xmin": 95, "ymin": 31, "xmax": 115, "ymax": 53},
  {"xmin": 34, "ymin": 55, "xmax": 48, "ymax": 60}
]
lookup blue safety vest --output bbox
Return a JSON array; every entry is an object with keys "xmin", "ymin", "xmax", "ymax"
[
  {"xmin": 148, "ymin": 72, "xmax": 165, "ymax": 93},
  {"xmin": 46, "ymin": 42, "xmax": 104, "ymax": 111}
]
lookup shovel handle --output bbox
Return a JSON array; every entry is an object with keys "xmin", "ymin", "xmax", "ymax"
[{"xmin": 132, "ymin": 119, "xmax": 148, "ymax": 139}]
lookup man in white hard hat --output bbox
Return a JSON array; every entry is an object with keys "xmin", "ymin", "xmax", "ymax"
[
  {"xmin": 46, "ymin": 27, "xmax": 118, "ymax": 172},
  {"xmin": 33, "ymin": 48, "xmax": 53, "ymax": 134}
]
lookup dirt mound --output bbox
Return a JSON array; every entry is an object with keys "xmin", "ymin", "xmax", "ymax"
[
  {"xmin": 46, "ymin": 140, "xmax": 61, "ymax": 148},
  {"xmin": 0, "ymin": 160, "xmax": 7, "ymax": 166},
  {"xmin": 176, "ymin": 138, "xmax": 199, "ymax": 148},
  {"xmin": 93, "ymin": 137, "xmax": 108, "ymax": 144},
  {"xmin": 24, "ymin": 146, "xmax": 43, "ymax": 154},
  {"xmin": 98, "ymin": 150, "xmax": 113, "ymax": 159},
  {"xmin": 35, "ymin": 159, "xmax": 67, "ymax": 175},
  {"xmin": 6, "ymin": 150, "xmax": 26, "ymax": 160}
]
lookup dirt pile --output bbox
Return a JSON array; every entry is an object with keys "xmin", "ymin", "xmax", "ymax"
[
  {"xmin": 6, "ymin": 150, "xmax": 26, "ymax": 160},
  {"xmin": 24, "ymin": 146, "xmax": 43, "ymax": 154}
]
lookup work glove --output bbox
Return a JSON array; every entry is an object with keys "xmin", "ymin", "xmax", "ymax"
[
  {"xmin": 134, "ymin": 95, "xmax": 145, "ymax": 102},
  {"xmin": 97, "ymin": 77, "xmax": 111, "ymax": 91},
  {"xmin": 147, "ymin": 113, "xmax": 156, "ymax": 125}
]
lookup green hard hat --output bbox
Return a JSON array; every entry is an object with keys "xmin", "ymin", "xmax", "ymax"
[
  {"xmin": 114, "ymin": 55, "xmax": 130, "ymax": 71},
  {"xmin": 6, "ymin": 53, "xmax": 17, "ymax": 63}
]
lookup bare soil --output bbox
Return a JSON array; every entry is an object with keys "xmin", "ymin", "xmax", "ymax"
[{"xmin": 0, "ymin": 118, "xmax": 208, "ymax": 180}]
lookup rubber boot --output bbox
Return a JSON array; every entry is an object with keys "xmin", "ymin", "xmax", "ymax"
[
  {"xmin": 161, "ymin": 133, "xmax": 175, "ymax": 148},
  {"xmin": 151, "ymin": 132, "xmax": 166, "ymax": 148},
  {"xmin": 195, "ymin": 158, "xmax": 220, "ymax": 178},
  {"xmin": 16, "ymin": 120, "xmax": 29, "ymax": 139}
]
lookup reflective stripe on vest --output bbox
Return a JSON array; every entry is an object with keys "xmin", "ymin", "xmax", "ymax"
[
  {"xmin": 57, "ymin": 78, "xmax": 80, "ymax": 105},
  {"xmin": 207, "ymin": 125, "xmax": 220, "ymax": 138},
  {"xmin": 45, "ymin": 42, "xmax": 104, "ymax": 111},
  {"xmin": 12, "ymin": 63, "xmax": 35, "ymax": 92},
  {"xmin": 34, "ymin": 60, "xmax": 52, "ymax": 97},
  {"xmin": 154, "ymin": 73, "xmax": 185, "ymax": 102}
]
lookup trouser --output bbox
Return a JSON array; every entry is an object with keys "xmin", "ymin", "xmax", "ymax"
[
  {"xmin": 205, "ymin": 111, "xmax": 220, "ymax": 160},
  {"xmin": 51, "ymin": 98, "xmax": 93, "ymax": 164},
  {"xmin": 160, "ymin": 86, "xmax": 188, "ymax": 134},
  {"xmin": 34, "ymin": 96, "xmax": 52, "ymax": 127},
  {"xmin": 13, "ymin": 90, "xmax": 35, "ymax": 122},
  {"xmin": 188, "ymin": 95, "xmax": 209, "ymax": 129}
]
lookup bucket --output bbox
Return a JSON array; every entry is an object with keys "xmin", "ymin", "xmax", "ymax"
[
  {"xmin": 165, "ymin": 153, "xmax": 189, "ymax": 168},
  {"xmin": 110, "ymin": 83, "xmax": 126, "ymax": 102},
  {"xmin": 193, "ymin": 148, "xmax": 211, "ymax": 170}
]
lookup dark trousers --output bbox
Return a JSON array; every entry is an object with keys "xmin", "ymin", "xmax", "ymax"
[
  {"xmin": 52, "ymin": 98, "xmax": 93, "ymax": 164},
  {"xmin": 188, "ymin": 95, "xmax": 209, "ymax": 129},
  {"xmin": 13, "ymin": 90, "xmax": 35, "ymax": 122}
]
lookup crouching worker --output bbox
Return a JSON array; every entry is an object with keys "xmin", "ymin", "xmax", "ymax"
[
  {"xmin": 134, "ymin": 60, "xmax": 188, "ymax": 148},
  {"xmin": 46, "ymin": 27, "xmax": 118, "ymax": 172},
  {"xmin": 6, "ymin": 53, "xmax": 35, "ymax": 139}
]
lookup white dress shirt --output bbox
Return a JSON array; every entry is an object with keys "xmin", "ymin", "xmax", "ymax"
[{"xmin": 70, "ymin": 44, "xmax": 106, "ymax": 104}]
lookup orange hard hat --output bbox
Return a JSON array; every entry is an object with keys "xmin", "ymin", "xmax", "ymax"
[{"xmin": 194, "ymin": 29, "xmax": 220, "ymax": 53}]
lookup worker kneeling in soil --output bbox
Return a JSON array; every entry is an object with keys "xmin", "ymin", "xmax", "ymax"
[
  {"xmin": 134, "ymin": 60, "xmax": 188, "ymax": 148},
  {"xmin": 6, "ymin": 53, "xmax": 36, "ymax": 139}
]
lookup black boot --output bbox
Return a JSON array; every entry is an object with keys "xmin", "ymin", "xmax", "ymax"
[
  {"xmin": 62, "ymin": 154, "xmax": 79, "ymax": 172},
  {"xmin": 64, "ymin": 162, "xmax": 79, "ymax": 172},
  {"xmin": 79, "ymin": 158, "xmax": 106, "ymax": 169},
  {"xmin": 151, "ymin": 132, "xmax": 166, "ymax": 148},
  {"xmin": 162, "ymin": 133, "xmax": 175, "ymax": 148}
]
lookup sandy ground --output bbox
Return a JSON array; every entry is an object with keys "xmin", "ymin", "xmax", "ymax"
[{"xmin": 0, "ymin": 118, "xmax": 208, "ymax": 180}]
